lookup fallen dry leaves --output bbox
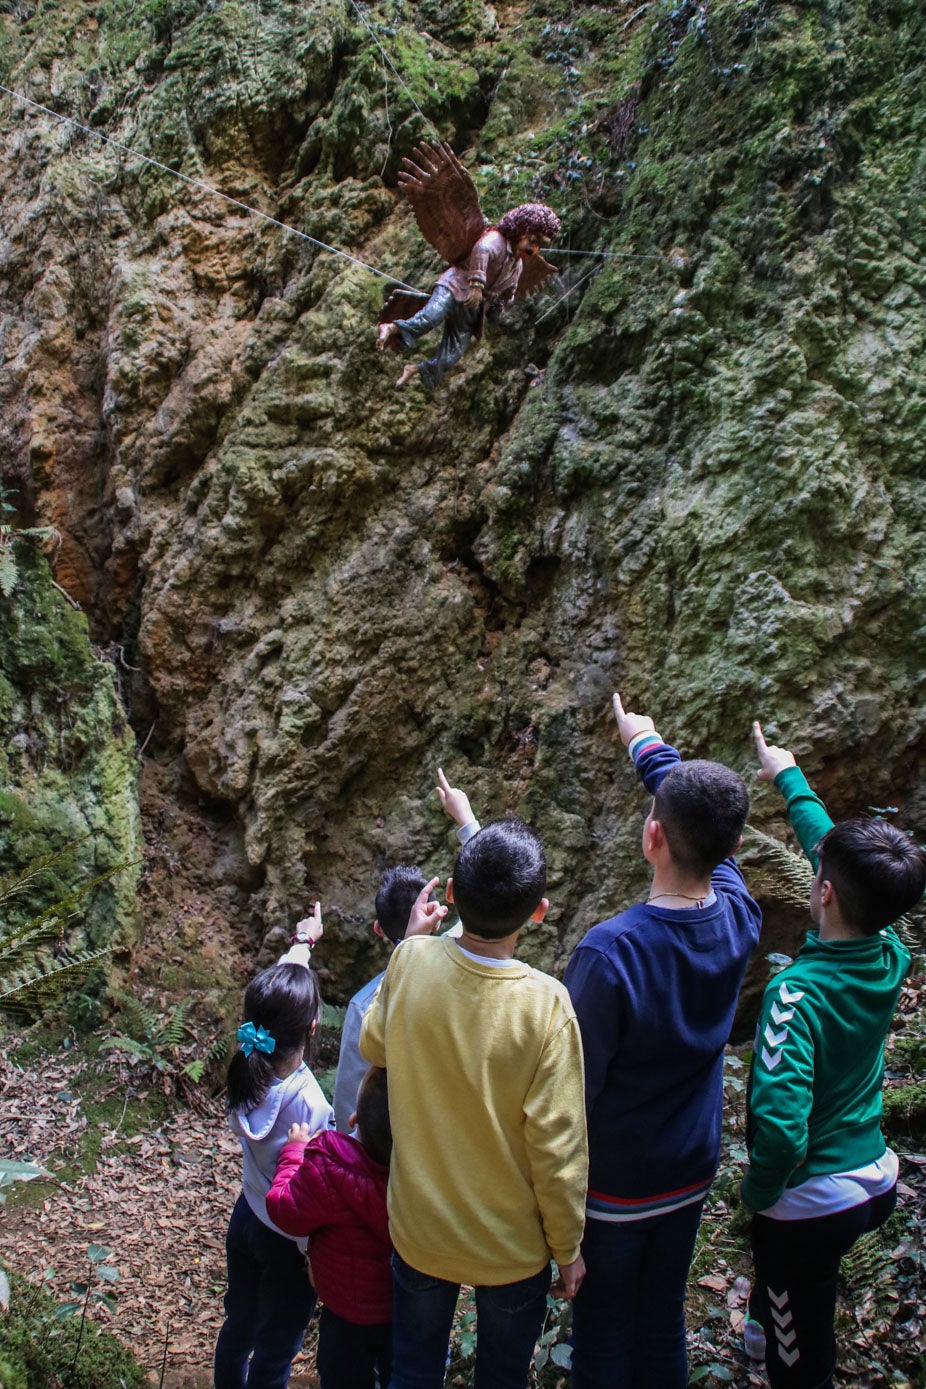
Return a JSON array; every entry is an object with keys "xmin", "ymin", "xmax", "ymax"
[{"xmin": 0, "ymin": 1047, "xmax": 319, "ymax": 1385}]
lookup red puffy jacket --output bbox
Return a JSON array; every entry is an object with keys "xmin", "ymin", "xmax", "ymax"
[{"xmin": 266, "ymin": 1130, "xmax": 391, "ymax": 1324}]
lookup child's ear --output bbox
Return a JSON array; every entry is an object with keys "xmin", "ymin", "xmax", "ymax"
[
  {"xmin": 310, "ymin": 1019, "xmax": 318, "ymax": 1036},
  {"xmin": 373, "ymin": 920, "xmax": 385, "ymax": 939},
  {"xmin": 645, "ymin": 817, "xmax": 665, "ymax": 855},
  {"xmin": 445, "ymin": 878, "xmax": 455, "ymax": 905},
  {"xmin": 530, "ymin": 897, "xmax": 549, "ymax": 924},
  {"xmin": 819, "ymin": 878, "xmax": 834, "ymax": 907}
]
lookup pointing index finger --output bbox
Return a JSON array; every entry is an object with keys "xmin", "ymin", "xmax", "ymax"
[{"xmin": 753, "ymin": 720, "xmax": 768, "ymax": 755}]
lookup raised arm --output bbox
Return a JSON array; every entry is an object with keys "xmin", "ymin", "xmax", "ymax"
[
  {"xmin": 753, "ymin": 721, "xmax": 834, "ymax": 870},
  {"xmin": 436, "ymin": 767, "xmax": 481, "ymax": 844},
  {"xmin": 612, "ymin": 691, "xmax": 681, "ymax": 794},
  {"xmin": 278, "ymin": 900, "xmax": 323, "ymax": 968}
]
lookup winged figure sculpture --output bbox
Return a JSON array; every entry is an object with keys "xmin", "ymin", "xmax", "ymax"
[{"xmin": 378, "ymin": 141, "xmax": 561, "ymax": 389}]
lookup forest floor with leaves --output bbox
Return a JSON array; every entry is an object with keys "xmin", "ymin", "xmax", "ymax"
[{"xmin": 2, "ymin": 977, "xmax": 925, "ymax": 1389}]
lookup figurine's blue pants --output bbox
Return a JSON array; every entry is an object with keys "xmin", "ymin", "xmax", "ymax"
[{"xmin": 395, "ymin": 285, "xmax": 481, "ymax": 389}]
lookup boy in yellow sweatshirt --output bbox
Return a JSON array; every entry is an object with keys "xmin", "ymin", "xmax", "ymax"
[{"xmin": 360, "ymin": 816, "xmax": 588, "ymax": 1389}]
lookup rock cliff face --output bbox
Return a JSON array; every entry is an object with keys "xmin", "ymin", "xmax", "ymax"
[
  {"xmin": 1, "ymin": 0, "xmax": 924, "ymax": 1001},
  {"xmin": 0, "ymin": 542, "xmax": 140, "ymax": 948}
]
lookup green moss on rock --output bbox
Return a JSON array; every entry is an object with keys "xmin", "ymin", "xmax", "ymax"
[{"xmin": 0, "ymin": 544, "xmax": 141, "ymax": 949}]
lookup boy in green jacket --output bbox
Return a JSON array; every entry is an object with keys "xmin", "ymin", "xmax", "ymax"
[{"xmin": 743, "ymin": 721, "xmax": 926, "ymax": 1389}]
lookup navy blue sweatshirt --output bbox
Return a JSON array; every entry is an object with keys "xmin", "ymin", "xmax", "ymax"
[{"xmin": 564, "ymin": 741, "xmax": 761, "ymax": 1220}]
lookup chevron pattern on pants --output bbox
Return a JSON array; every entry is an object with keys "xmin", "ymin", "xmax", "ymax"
[{"xmin": 767, "ymin": 1285, "xmax": 801, "ymax": 1369}]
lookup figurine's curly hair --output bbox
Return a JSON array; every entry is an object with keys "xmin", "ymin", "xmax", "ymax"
[{"xmin": 495, "ymin": 203, "xmax": 562, "ymax": 243}]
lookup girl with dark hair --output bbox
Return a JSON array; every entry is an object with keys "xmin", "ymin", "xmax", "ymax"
[
  {"xmin": 267, "ymin": 1065, "xmax": 394, "ymax": 1389},
  {"xmin": 214, "ymin": 905, "xmax": 333, "ymax": 1389}
]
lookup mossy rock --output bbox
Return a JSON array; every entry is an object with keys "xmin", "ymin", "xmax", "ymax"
[{"xmin": 0, "ymin": 543, "xmax": 141, "ymax": 950}]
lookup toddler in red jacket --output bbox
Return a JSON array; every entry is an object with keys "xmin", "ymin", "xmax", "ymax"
[{"xmin": 267, "ymin": 1065, "xmax": 393, "ymax": 1389}]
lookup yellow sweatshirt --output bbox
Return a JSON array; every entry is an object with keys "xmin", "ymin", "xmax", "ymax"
[{"xmin": 360, "ymin": 934, "xmax": 588, "ymax": 1285}]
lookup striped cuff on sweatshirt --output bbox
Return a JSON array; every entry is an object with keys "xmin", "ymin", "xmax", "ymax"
[{"xmin": 628, "ymin": 731, "xmax": 663, "ymax": 762}]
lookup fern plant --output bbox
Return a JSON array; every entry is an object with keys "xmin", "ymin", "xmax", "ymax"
[
  {"xmin": 0, "ymin": 485, "xmax": 58, "ymax": 598},
  {"xmin": 0, "ymin": 844, "xmax": 124, "ymax": 1017},
  {"xmin": 102, "ymin": 994, "xmax": 193, "ymax": 1072},
  {"xmin": 743, "ymin": 825, "xmax": 919, "ymax": 946},
  {"xmin": 102, "ymin": 994, "xmax": 227, "ymax": 1086}
]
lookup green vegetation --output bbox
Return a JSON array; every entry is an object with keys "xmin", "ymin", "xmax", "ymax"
[
  {"xmin": 0, "ymin": 844, "xmax": 116, "ymax": 1017},
  {"xmin": 0, "ymin": 543, "xmax": 141, "ymax": 955},
  {"xmin": 0, "ymin": 1262, "xmax": 146, "ymax": 1389}
]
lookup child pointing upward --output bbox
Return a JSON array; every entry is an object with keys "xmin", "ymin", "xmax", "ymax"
[{"xmin": 743, "ymin": 721, "xmax": 925, "ymax": 1389}]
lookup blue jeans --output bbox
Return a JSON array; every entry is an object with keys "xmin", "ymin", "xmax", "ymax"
[
  {"xmin": 571, "ymin": 1200, "xmax": 705, "ymax": 1389},
  {"xmin": 395, "ymin": 285, "xmax": 482, "ymax": 389},
  {"xmin": 391, "ymin": 1251, "xmax": 551, "ymax": 1389},
  {"xmin": 214, "ymin": 1193, "xmax": 316, "ymax": 1389}
]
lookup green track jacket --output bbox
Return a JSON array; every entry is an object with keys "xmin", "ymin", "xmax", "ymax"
[{"xmin": 742, "ymin": 767, "xmax": 911, "ymax": 1212}]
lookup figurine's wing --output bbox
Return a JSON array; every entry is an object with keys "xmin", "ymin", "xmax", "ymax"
[
  {"xmin": 516, "ymin": 253, "xmax": 559, "ymax": 298},
  {"xmin": 398, "ymin": 141, "xmax": 487, "ymax": 266}
]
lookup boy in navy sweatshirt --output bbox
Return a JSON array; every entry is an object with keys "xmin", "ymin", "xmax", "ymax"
[{"xmin": 564, "ymin": 694, "xmax": 761, "ymax": 1389}]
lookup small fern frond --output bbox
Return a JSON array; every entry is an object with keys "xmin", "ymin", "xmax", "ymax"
[
  {"xmin": 201, "ymin": 1034, "xmax": 229, "ymax": 1068},
  {"xmin": 111, "ymin": 991, "xmax": 160, "ymax": 1041},
  {"xmin": 100, "ymin": 1035, "xmax": 158, "ymax": 1062},
  {"xmin": 743, "ymin": 826, "xmax": 815, "ymax": 909},
  {"xmin": 0, "ymin": 545, "xmax": 18, "ymax": 597},
  {"xmin": 0, "ymin": 918, "xmax": 64, "ymax": 963},
  {"xmin": 320, "ymin": 1003, "xmax": 346, "ymax": 1031},
  {"xmin": 0, "ymin": 947, "xmax": 111, "ymax": 1013},
  {"xmin": 0, "ymin": 839, "xmax": 89, "ymax": 905},
  {"xmin": 161, "ymin": 1000, "xmax": 192, "ymax": 1048}
]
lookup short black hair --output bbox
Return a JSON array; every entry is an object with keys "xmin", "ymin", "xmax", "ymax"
[
  {"xmin": 451, "ymin": 818, "xmax": 546, "ymax": 940},
  {"xmin": 356, "ymin": 1066, "xmax": 392, "ymax": 1167},
  {"xmin": 226, "ymin": 963, "xmax": 321, "ymax": 1112},
  {"xmin": 817, "ymin": 819, "xmax": 926, "ymax": 934},
  {"xmin": 652, "ymin": 760, "xmax": 749, "ymax": 877},
  {"xmin": 375, "ymin": 865, "xmax": 429, "ymax": 944}
]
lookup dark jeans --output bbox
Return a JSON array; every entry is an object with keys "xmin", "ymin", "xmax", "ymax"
[
  {"xmin": 571, "ymin": 1199, "xmax": 705, "ymax": 1389},
  {"xmin": 317, "ymin": 1304, "xmax": 392, "ymax": 1389},
  {"xmin": 395, "ymin": 285, "xmax": 482, "ymax": 389},
  {"xmin": 749, "ymin": 1186, "xmax": 897, "ymax": 1389},
  {"xmin": 214, "ymin": 1193, "xmax": 316, "ymax": 1389},
  {"xmin": 390, "ymin": 1251, "xmax": 551, "ymax": 1389}
]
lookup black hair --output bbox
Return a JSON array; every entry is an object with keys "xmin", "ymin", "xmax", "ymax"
[
  {"xmin": 817, "ymin": 819, "xmax": 926, "ymax": 934},
  {"xmin": 375, "ymin": 865, "xmax": 430, "ymax": 944},
  {"xmin": 226, "ymin": 963, "xmax": 321, "ymax": 1112},
  {"xmin": 451, "ymin": 818, "xmax": 546, "ymax": 940},
  {"xmin": 356, "ymin": 1066, "xmax": 392, "ymax": 1167},
  {"xmin": 652, "ymin": 760, "xmax": 749, "ymax": 877}
]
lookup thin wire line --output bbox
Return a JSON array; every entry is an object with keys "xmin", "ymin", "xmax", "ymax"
[
  {"xmin": 0, "ymin": 82, "xmax": 425, "ymax": 294},
  {"xmin": 536, "ymin": 265, "xmax": 599, "ymax": 323},
  {"xmin": 346, "ymin": 0, "xmax": 441, "ymax": 141},
  {"xmin": 545, "ymin": 247, "xmax": 663, "ymax": 261}
]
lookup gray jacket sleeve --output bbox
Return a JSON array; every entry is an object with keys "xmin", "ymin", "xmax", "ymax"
[{"xmin": 332, "ymin": 997, "xmax": 367, "ymax": 1133}]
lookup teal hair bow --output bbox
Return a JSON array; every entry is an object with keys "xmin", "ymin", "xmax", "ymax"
[{"xmin": 237, "ymin": 1021, "xmax": 276, "ymax": 1057}]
